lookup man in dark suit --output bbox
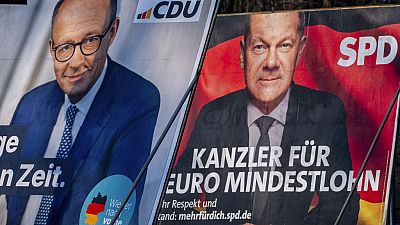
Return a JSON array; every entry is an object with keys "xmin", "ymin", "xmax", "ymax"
[
  {"xmin": 7, "ymin": 0, "xmax": 160, "ymax": 224},
  {"xmin": 172, "ymin": 12, "xmax": 359, "ymax": 225}
]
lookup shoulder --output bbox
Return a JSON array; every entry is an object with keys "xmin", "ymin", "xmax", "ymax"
[
  {"xmin": 12, "ymin": 81, "xmax": 63, "ymax": 123},
  {"xmin": 98, "ymin": 59, "xmax": 160, "ymax": 124},
  {"xmin": 200, "ymin": 89, "xmax": 246, "ymax": 113},
  {"xmin": 108, "ymin": 60, "xmax": 160, "ymax": 99},
  {"xmin": 196, "ymin": 89, "xmax": 246, "ymax": 127},
  {"xmin": 106, "ymin": 59, "xmax": 160, "ymax": 106},
  {"xmin": 19, "ymin": 81, "xmax": 61, "ymax": 102},
  {"xmin": 15, "ymin": 80, "xmax": 62, "ymax": 109},
  {"xmin": 294, "ymin": 84, "xmax": 344, "ymax": 109},
  {"xmin": 293, "ymin": 84, "xmax": 346, "ymax": 123}
]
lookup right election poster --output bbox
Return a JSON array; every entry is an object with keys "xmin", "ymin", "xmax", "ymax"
[
  {"xmin": 0, "ymin": 0, "xmax": 218, "ymax": 224},
  {"xmin": 154, "ymin": 6, "xmax": 400, "ymax": 225}
]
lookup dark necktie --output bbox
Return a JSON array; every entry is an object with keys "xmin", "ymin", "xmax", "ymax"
[
  {"xmin": 252, "ymin": 116, "xmax": 275, "ymax": 225},
  {"xmin": 34, "ymin": 105, "xmax": 79, "ymax": 225}
]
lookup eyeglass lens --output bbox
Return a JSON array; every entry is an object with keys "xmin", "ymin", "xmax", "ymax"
[{"xmin": 55, "ymin": 36, "xmax": 101, "ymax": 62}]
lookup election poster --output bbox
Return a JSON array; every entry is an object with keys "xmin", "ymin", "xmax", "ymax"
[
  {"xmin": 154, "ymin": 6, "xmax": 400, "ymax": 225},
  {"xmin": 0, "ymin": 0, "xmax": 218, "ymax": 224}
]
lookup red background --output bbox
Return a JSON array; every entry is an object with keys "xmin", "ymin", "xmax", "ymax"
[{"xmin": 174, "ymin": 24, "xmax": 400, "ymax": 203}]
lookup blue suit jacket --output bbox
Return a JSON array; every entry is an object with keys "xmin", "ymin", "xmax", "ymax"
[{"xmin": 7, "ymin": 58, "xmax": 160, "ymax": 224}]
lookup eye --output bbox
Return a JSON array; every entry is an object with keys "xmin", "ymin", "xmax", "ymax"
[
  {"xmin": 279, "ymin": 42, "xmax": 293, "ymax": 52},
  {"xmin": 86, "ymin": 36, "xmax": 95, "ymax": 43},
  {"xmin": 58, "ymin": 44, "xmax": 71, "ymax": 53},
  {"xmin": 251, "ymin": 44, "xmax": 267, "ymax": 55}
]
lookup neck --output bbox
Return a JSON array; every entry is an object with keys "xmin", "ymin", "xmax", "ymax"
[
  {"xmin": 249, "ymin": 92, "xmax": 287, "ymax": 115},
  {"xmin": 68, "ymin": 95, "xmax": 82, "ymax": 104}
]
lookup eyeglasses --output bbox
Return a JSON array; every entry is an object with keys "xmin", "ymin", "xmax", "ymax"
[{"xmin": 52, "ymin": 20, "xmax": 114, "ymax": 62}]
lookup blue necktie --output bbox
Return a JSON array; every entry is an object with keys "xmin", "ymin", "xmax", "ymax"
[{"xmin": 34, "ymin": 105, "xmax": 79, "ymax": 225}]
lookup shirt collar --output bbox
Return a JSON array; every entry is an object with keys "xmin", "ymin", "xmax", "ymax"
[
  {"xmin": 247, "ymin": 87, "xmax": 290, "ymax": 127},
  {"xmin": 65, "ymin": 58, "xmax": 108, "ymax": 116}
]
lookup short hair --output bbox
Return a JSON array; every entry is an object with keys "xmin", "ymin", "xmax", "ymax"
[
  {"xmin": 243, "ymin": 12, "xmax": 305, "ymax": 44},
  {"xmin": 50, "ymin": 0, "xmax": 117, "ymax": 39}
]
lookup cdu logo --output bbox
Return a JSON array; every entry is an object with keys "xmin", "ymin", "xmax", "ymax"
[{"xmin": 133, "ymin": 0, "xmax": 204, "ymax": 23}]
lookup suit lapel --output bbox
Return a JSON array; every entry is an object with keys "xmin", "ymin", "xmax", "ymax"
[
  {"xmin": 232, "ymin": 89, "xmax": 249, "ymax": 146},
  {"xmin": 281, "ymin": 84, "xmax": 301, "ymax": 163},
  {"xmin": 22, "ymin": 84, "xmax": 64, "ymax": 158},
  {"xmin": 69, "ymin": 60, "xmax": 115, "ymax": 179},
  {"xmin": 230, "ymin": 90, "xmax": 250, "ymax": 206},
  {"xmin": 277, "ymin": 84, "xmax": 304, "ymax": 224},
  {"xmin": 8, "ymin": 83, "xmax": 64, "ymax": 224}
]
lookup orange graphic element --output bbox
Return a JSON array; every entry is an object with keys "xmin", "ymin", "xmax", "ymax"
[
  {"xmin": 357, "ymin": 199, "xmax": 384, "ymax": 225},
  {"xmin": 307, "ymin": 194, "xmax": 385, "ymax": 225},
  {"xmin": 84, "ymin": 214, "xmax": 99, "ymax": 225},
  {"xmin": 146, "ymin": 8, "xmax": 152, "ymax": 19}
]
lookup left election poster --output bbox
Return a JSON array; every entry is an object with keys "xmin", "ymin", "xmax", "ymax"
[{"xmin": 0, "ymin": 0, "xmax": 218, "ymax": 224}]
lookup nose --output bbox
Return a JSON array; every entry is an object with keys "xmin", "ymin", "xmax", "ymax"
[
  {"xmin": 263, "ymin": 47, "xmax": 279, "ymax": 70},
  {"xmin": 68, "ymin": 45, "xmax": 85, "ymax": 69}
]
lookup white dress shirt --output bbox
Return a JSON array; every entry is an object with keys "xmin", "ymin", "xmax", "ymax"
[{"xmin": 247, "ymin": 88, "xmax": 290, "ymax": 148}]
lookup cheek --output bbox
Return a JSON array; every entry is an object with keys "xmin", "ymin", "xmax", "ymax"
[
  {"xmin": 86, "ymin": 54, "xmax": 97, "ymax": 66},
  {"xmin": 85, "ymin": 53, "xmax": 102, "ymax": 74},
  {"xmin": 245, "ymin": 75, "xmax": 261, "ymax": 97},
  {"xmin": 247, "ymin": 54, "xmax": 265, "ymax": 69},
  {"xmin": 53, "ymin": 62, "xmax": 67, "ymax": 79},
  {"xmin": 245, "ymin": 59, "xmax": 259, "ymax": 81},
  {"xmin": 279, "ymin": 52, "xmax": 298, "ymax": 71}
]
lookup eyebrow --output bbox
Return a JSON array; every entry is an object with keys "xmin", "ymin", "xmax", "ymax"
[
  {"xmin": 53, "ymin": 30, "xmax": 101, "ymax": 46},
  {"xmin": 249, "ymin": 34, "xmax": 297, "ymax": 44}
]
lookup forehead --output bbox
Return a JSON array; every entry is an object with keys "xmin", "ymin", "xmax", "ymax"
[
  {"xmin": 52, "ymin": 0, "xmax": 109, "ymax": 43},
  {"xmin": 248, "ymin": 13, "xmax": 300, "ymax": 39}
]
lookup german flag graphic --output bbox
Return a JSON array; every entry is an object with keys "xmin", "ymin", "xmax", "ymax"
[{"xmin": 84, "ymin": 193, "xmax": 107, "ymax": 225}]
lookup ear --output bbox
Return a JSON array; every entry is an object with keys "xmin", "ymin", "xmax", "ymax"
[
  {"xmin": 48, "ymin": 39, "xmax": 55, "ymax": 59},
  {"xmin": 295, "ymin": 35, "xmax": 307, "ymax": 66},
  {"xmin": 298, "ymin": 35, "xmax": 307, "ymax": 55},
  {"xmin": 108, "ymin": 17, "xmax": 120, "ymax": 46},
  {"xmin": 240, "ymin": 39, "xmax": 245, "ymax": 69}
]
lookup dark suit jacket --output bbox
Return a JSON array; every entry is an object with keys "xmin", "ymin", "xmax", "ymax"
[
  {"xmin": 168, "ymin": 84, "xmax": 359, "ymax": 225},
  {"xmin": 7, "ymin": 58, "xmax": 160, "ymax": 225}
]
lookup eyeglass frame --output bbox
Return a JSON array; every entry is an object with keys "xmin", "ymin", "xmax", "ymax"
[{"xmin": 51, "ymin": 19, "xmax": 115, "ymax": 62}]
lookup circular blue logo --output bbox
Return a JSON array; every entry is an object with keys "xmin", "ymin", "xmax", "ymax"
[{"xmin": 79, "ymin": 175, "xmax": 136, "ymax": 225}]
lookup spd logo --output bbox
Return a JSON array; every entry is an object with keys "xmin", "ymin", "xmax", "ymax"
[{"xmin": 133, "ymin": 0, "xmax": 204, "ymax": 23}]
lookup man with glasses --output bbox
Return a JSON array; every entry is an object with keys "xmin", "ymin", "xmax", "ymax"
[{"xmin": 7, "ymin": 0, "xmax": 160, "ymax": 224}]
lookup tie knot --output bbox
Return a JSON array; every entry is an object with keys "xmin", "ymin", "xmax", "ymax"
[
  {"xmin": 66, "ymin": 105, "xmax": 79, "ymax": 125},
  {"xmin": 255, "ymin": 116, "xmax": 275, "ymax": 135}
]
